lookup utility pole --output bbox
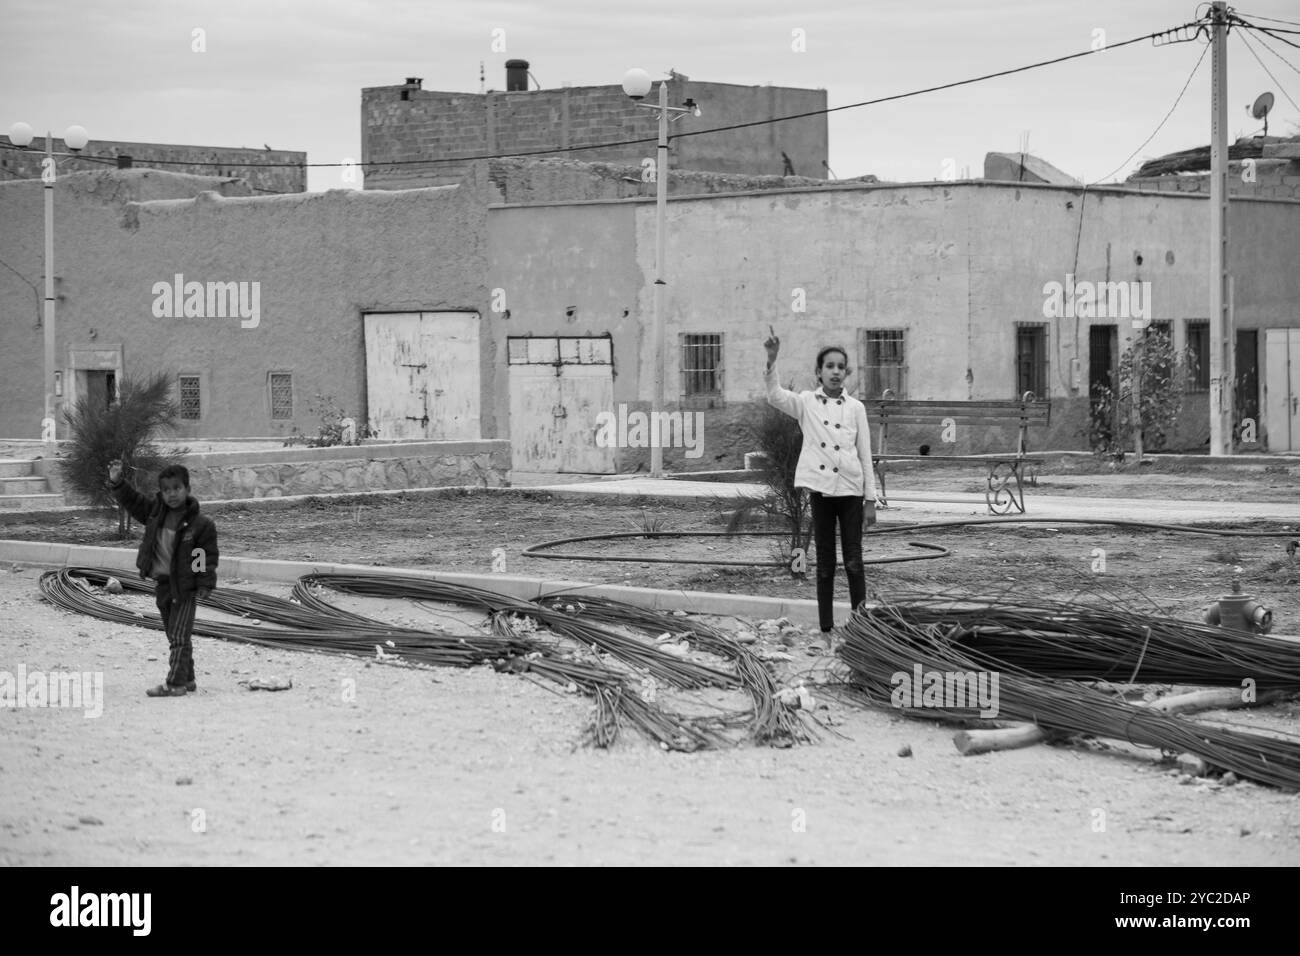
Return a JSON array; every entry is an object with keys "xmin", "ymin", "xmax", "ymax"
[{"xmin": 1209, "ymin": 1, "xmax": 1234, "ymax": 455}]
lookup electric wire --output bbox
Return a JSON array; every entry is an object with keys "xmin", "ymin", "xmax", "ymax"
[
  {"xmin": 1237, "ymin": 29, "xmax": 1300, "ymax": 113},
  {"xmin": 0, "ymin": 21, "xmax": 1208, "ymax": 174}
]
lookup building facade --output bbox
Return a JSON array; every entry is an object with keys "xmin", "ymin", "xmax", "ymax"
[
  {"xmin": 2, "ymin": 161, "xmax": 1298, "ymax": 468},
  {"xmin": 1, "ymin": 135, "xmax": 306, "ymax": 194},
  {"xmin": 362, "ymin": 69, "xmax": 829, "ymax": 190}
]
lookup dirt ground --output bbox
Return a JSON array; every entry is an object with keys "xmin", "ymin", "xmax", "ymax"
[{"xmin": 2, "ymin": 457, "xmax": 1299, "ymax": 865}]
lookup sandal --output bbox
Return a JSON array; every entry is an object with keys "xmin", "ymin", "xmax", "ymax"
[{"xmin": 146, "ymin": 683, "xmax": 187, "ymax": 697}]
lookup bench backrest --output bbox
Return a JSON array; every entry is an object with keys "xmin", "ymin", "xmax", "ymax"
[{"xmin": 871, "ymin": 390, "xmax": 1051, "ymax": 457}]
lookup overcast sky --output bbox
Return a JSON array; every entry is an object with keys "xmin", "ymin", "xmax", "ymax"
[{"xmin": 2, "ymin": 0, "xmax": 1298, "ymax": 193}]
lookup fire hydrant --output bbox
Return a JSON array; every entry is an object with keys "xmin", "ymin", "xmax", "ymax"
[{"xmin": 1204, "ymin": 567, "xmax": 1273, "ymax": 635}]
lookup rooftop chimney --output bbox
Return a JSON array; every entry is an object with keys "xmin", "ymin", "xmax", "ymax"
[{"xmin": 505, "ymin": 59, "xmax": 529, "ymax": 92}]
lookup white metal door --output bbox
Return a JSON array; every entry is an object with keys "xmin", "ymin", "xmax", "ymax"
[
  {"xmin": 508, "ymin": 336, "xmax": 614, "ymax": 473},
  {"xmin": 1264, "ymin": 328, "xmax": 1300, "ymax": 452},
  {"xmin": 364, "ymin": 312, "xmax": 480, "ymax": 440}
]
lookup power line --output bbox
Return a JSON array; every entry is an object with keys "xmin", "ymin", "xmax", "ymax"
[
  {"xmin": 1240, "ymin": 21, "xmax": 1300, "ymax": 76},
  {"xmin": 0, "ymin": 20, "xmax": 1209, "ymax": 174},
  {"xmin": 1237, "ymin": 29, "xmax": 1300, "ymax": 115},
  {"xmin": 1235, "ymin": 12, "xmax": 1300, "ymax": 29},
  {"xmin": 1088, "ymin": 39, "xmax": 1211, "ymax": 185},
  {"xmin": 1246, "ymin": 23, "xmax": 1300, "ymax": 50}
]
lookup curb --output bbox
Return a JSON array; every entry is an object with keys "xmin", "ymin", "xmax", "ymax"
[
  {"xmin": 0, "ymin": 540, "xmax": 843, "ymax": 628},
  {"xmin": 0, "ymin": 483, "xmax": 760, "ymax": 525}
]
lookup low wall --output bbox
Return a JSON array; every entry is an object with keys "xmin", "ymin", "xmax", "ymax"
[
  {"xmin": 35, "ymin": 440, "xmax": 510, "ymax": 504},
  {"xmin": 181, "ymin": 440, "xmax": 510, "ymax": 499}
]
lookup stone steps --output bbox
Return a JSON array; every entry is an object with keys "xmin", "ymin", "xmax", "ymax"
[{"xmin": 0, "ymin": 459, "xmax": 65, "ymax": 509}]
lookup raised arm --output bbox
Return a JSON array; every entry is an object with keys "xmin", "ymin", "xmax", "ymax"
[
  {"xmin": 107, "ymin": 459, "xmax": 154, "ymax": 525},
  {"xmin": 763, "ymin": 325, "xmax": 802, "ymax": 420}
]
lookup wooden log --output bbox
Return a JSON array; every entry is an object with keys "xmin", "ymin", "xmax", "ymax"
[
  {"xmin": 953, "ymin": 723, "xmax": 1047, "ymax": 755},
  {"xmin": 952, "ymin": 688, "xmax": 1295, "ymax": 756}
]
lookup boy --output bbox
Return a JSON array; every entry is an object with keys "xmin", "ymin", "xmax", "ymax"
[{"xmin": 108, "ymin": 460, "xmax": 218, "ymax": 697}]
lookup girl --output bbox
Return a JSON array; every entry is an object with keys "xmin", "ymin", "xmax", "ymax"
[{"xmin": 763, "ymin": 325, "xmax": 878, "ymax": 640}]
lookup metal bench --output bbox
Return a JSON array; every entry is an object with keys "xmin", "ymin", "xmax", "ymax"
[{"xmin": 870, "ymin": 390, "xmax": 1051, "ymax": 514}]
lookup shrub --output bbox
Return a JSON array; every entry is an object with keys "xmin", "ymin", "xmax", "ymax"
[
  {"xmin": 737, "ymin": 401, "xmax": 812, "ymax": 576},
  {"xmin": 283, "ymin": 394, "xmax": 376, "ymax": 448},
  {"xmin": 1086, "ymin": 330, "xmax": 1193, "ymax": 462},
  {"xmin": 60, "ymin": 372, "xmax": 187, "ymax": 537}
]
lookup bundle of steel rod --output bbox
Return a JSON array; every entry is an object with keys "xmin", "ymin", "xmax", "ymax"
[
  {"xmin": 856, "ymin": 594, "xmax": 1300, "ymax": 689},
  {"xmin": 535, "ymin": 592, "xmax": 810, "ymax": 745},
  {"xmin": 298, "ymin": 573, "xmax": 739, "ymax": 691},
  {"xmin": 41, "ymin": 567, "xmax": 786, "ymax": 752},
  {"xmin": 299, "ymin": 572, "xmax": 769, "ymax": 748},
  {"xmin": 40, "ymin": 567, "xmax": 521, "ymax": 666},
  {"xmin": 839, "ymin": 596, "xmax": 1300, "ymax": 790}
]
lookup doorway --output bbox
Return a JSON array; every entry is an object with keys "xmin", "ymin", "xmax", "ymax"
[
  {"xmin": 1088, "ymin": 324, "xmax": 1118, "ymax": 447},
  {"xmin": 1264, "ymin": 328, "xmax": 1300, "ymax": 452}
]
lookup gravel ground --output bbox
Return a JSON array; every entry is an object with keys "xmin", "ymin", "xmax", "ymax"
[{"xmin": 2, "ymin": 561, "xmax": 1299, "ymax": 866}]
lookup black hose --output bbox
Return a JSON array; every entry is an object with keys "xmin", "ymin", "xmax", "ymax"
[{"xmin": 522, "ymin": 517, "xmax": 1297, "ymax": 569}]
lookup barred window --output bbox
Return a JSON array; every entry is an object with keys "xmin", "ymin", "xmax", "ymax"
[
  {"xmin": 681, "ymin": 333, "xmax": 722, "ymax": 396},
  {"xmin": 1016, "ymin": 324, "xmax": 1048, "ymax": 400},
  {"xmin": 1186, "ymin": 320, "xmax": 1209, "ymax": 392},
  {"xmin": 269, "ymin": 372, "xmax": 294, "ymax": 419},
  {"xmin": 179, "ymin": 375, "xmax": 201, "ymax": 421},
  {"xmin": 861, "ymin": 329, "xmax": 907, "ymax": 399}
]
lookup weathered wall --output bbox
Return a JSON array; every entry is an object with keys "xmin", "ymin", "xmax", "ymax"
[
  {"xmin": 490, "ymin": 182, "xmax": 1300, "ymax": 466},
  {"xmin": 50, "ymin": 440, "xmax": 510, "ymax": 505},
  {"xmin": 363, "ymin": 77, "xmax": 827, "ymax": 190},
  {"xmin": 0, "ymin": 135, "xmax": 305, "ymax": 193},
  {"xmin": 181, "ymin": 441, "xmax": 509, "ymax": 500},
  {"xmin": 0, "ymin": 167, "xmax": 495, "ymax": 443},
  {"xmin": 485, "ymin": 157, "xmax": 872, "ymax": 205}
]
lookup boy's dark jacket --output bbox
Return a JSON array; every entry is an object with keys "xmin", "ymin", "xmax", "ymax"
[{"xmin": 109, "ymin": 479, "xmax": 218, "ymax": 596}]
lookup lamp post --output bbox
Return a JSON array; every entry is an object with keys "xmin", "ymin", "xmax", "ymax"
[
  {"xmin": 8, "ymin": 122, "xmax": 89, "ymax": 456},
  {"xmin": 621, "ymin": 70, "xmax": 698, "ymax": 478}
]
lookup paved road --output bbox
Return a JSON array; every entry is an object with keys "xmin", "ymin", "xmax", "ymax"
[{"xmin": 510, "ymin": 473, "xmax": 1299, "ymax": 524}]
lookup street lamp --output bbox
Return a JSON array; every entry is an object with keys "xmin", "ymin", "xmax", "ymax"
[
  {"xmin": 621, "ymin": 69, "xmax": 699, "ymax": 478},
  {"xmin": 8, "ymin": 122, "xmax": 89, "ymax": 456}
]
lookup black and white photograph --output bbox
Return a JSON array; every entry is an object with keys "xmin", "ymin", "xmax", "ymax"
[{"xmin": 1, "ymin": 0, "xmax": 1297, "ymax": 909}]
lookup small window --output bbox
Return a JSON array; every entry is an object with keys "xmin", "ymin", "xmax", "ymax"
[
  {"xmin": 861, "ymin": 329, "xmax": 907, "ymax": 399},
  {"xmin": 1186, "ymin": 320, "xmax": 1209, "ymax": 392},
  {"xmin": 269, "ymin": 372, "xmax": 294, "ymax": 419},
  {"xmin": 681, "ymin": 333, "xmax": 722, "ymax": 396},
  {"xmin": 1016, "ymin": 324, "xmax": 1048, "ymax": 399},
  {"xmin": 178, "ymin": 375, "xmax": 201, "ymax": 421}
]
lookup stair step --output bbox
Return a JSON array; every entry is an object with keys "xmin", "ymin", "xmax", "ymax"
[
  {"xmin": 0, "ymin": 493, "xmax": 66, "ymax": 511},
  {"xmin": 0, "ymin": 459, "xmax": 37, "ymax": 479},
  {"xmin": 0, "ymin": 477, "xmax": 49, "ymax": 494}
]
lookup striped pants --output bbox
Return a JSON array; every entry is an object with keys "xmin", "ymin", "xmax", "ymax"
[{"xmin": 154, "ymin": 578, "xmax": 197, "ymax": 688}]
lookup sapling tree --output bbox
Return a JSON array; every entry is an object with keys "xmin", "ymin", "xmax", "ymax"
[
  {"xmin": 1090, "ymin": 327, "xmax": 1194, "ymax": 463},
  {"xmin": 60, "ymin": 372, "xmax": 186, "ymax": 537}
]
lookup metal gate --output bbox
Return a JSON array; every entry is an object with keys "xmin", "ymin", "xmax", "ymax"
[
  {"xmin": 1264, "ymin": 328, "xmax": 1300, "ymax": 452},
  {"xmin": 363, "ymin": 312, "xmax": 480, "ymax": 440},
  {"xmin": 508, "ymin": 336, "xmax": 614, "ymax": 473}
]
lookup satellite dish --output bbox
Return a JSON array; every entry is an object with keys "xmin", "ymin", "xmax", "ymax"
[{"xmin": 1251, "ymin": 91, "xmax": 1274, "ymax": 137}]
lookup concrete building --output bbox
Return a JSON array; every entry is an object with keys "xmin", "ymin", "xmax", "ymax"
[
  {"xmin": 362, "ymin": 66, "xmax": 828, "ymax": 190},
  {"xmin": 1, "ymin": 134, "xmax": 307, "ymax": 194},
  {"xmin": 2, "ymin": 159, "xmax": 1298, "ymax": 472}
]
